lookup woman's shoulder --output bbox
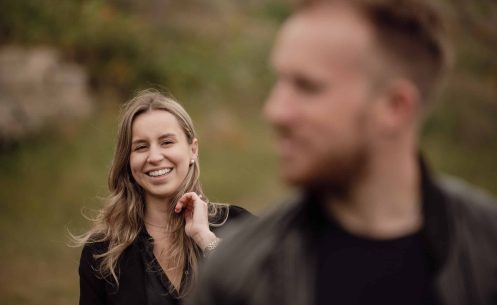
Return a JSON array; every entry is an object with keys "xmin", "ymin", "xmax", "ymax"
[
  {"xmin": 80, "ymin": 232, "xmax": 142, "ymax": 261},
  {"xmin": 209, "ymin": 203, "xmax": 256, "ymax": 236},
  {"xmin": 82, "ymin": 239, "xmax": 107, "ymax": 253},
  {"xmin": 80, "ymin": 238, "xmax": 109, "ymax": 265},
  {"xmin": 227, "ymin": 205, "xmax": 255, "ymax": 221},
  {"xmin": 79, "ymin": 242, "xmax": 107, "ymax": 283}
]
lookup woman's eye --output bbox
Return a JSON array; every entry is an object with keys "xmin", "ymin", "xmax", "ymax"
[
  {"xmin": 133, "ymin": 145, "xmax": 147, "ymax": 151},
  {"xmin": 161, "ymin": 140, "xmax": 174, "ymax": 146}
]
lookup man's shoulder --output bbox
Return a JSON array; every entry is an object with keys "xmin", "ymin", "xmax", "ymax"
[
  {"xmin": 193, "ymin": 197, "xmax": 304, "ymax": 303},
  {"xmin": 438, "ymin": 176, "xmax": 497, "ymax": 214},
  {"xmin": 204, "ymin": 197, "xmax": 303, "ymax": 271},
  {"xmin": 227, "ymin": 197, "xmax": 303, "ymax": 243},
  {"xmin": 437, "ymin": 176, "xmax": 497, "ymax": 236}
]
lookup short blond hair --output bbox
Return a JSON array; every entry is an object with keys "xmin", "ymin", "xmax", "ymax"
[{"xmin": 295, "ymin": 0, "xmax": 452, "ymax": 101}]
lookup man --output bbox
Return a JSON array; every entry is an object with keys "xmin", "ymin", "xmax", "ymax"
[{"xmin": 187, "ymin": 1, "xmax": 497, "ymax": 304}]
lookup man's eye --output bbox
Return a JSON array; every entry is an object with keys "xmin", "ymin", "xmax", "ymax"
[{"xmin": 294, "ymin": 77, "xmax": 324, "ymax": 95}]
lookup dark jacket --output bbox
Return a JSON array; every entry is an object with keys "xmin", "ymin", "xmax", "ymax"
[
  {"xmin": 187, "ymin": 160, "xmax": 497, "ymax": 305},
  {"xmin": 79, "ymin": 205, "xmax": 253, "ymax": 305}
]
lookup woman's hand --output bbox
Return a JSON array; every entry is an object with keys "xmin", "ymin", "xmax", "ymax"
[{"xmin": 175, "ymin": 192, "xmax": 217, "ymax": 250}]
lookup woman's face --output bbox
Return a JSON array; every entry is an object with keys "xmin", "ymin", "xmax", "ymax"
[{"xmin": 129, "ymin": 110, "xmax": 198, "ymax": 202}]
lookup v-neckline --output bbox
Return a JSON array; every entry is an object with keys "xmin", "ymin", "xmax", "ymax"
[{"xmin": 140, "ymin": 227, "xmax": 190, "ymax": 296}]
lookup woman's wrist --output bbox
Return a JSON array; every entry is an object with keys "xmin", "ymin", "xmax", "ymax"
[
  {"xmin": 192, "ymin": 229, "xmax": 217, "ymax": 250},
  {"xmin": 202, "ymin": 237, "xmax": 221, "ymax": 257}
]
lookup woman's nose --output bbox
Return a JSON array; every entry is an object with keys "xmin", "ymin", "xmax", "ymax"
[{"xmin": 147, "ymin": 145, "xmax": 164, "ymax": 163}]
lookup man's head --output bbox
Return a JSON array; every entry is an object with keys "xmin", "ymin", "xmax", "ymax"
[{"xmin": 264, "ymin": 0, "xmax": 450, "ymax": 192}]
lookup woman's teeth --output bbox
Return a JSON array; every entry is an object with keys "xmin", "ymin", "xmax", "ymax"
[{"xmin": 147, "ymin": 168, "xmax": 172, "ymax": 177}]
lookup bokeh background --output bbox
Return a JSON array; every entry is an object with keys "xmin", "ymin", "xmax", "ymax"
[{"xmin": 0, "ymin": 0, "xmax": 496, "ymax": 304}]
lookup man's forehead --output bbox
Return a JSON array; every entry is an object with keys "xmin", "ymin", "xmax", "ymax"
[{"xmin": 272, "ymin": 4, "xmax": 375, "ymax": 72}]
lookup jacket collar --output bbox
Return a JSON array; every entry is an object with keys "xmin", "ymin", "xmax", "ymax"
[{"xmin": 419, "ymin": 155, "xmax": 450, "ymax": 274}]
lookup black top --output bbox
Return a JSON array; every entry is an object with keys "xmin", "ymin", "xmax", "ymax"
[
  {"xmin": 314, "ymin": 210, "xmax": 439, "ymax": 305},
  {"xmin": 137, "ymin": 228, "xmax": 186, "ymax": 305},
  {"xmin": 79, "ymin": 205, "xmax": 254, "ymax": 305}
]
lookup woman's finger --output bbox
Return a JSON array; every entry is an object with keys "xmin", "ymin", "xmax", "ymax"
[
  {"xmin": 175, "ymin": 192, "xmax": 201, "ymax": 213},
  {"xmin": 175, "ymin": 193, "xmax": 191, "ymax": 213}
]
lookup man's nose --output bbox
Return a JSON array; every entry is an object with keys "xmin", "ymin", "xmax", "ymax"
[
  {"xmin": 147, "ymin": 145, "xmax": 164, "ymax": 163},
  {"xmin": 263, "ymin": 83, "xmax": 294, "ymax": 126}
]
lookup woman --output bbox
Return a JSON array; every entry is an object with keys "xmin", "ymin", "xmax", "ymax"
[{"xmin": 75, "ymin": 89, "xmax": 252, "ymax": 305}]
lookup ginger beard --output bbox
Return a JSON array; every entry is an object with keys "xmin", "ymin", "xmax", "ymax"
[{"xmin": 274, "ymin": 104, "xmax": 372, "ymax": 201}]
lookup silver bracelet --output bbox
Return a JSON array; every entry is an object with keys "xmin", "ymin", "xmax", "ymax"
[{"xmin": 203, "ymin": 237, "xmax": 221, "ymax": 256}]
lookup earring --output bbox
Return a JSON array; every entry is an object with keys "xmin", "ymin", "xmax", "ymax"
[{"xmin": 190, "ymin": 159, "xmax": 195, "ymax": 165}]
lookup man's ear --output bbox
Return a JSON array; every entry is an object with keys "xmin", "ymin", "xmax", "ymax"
[{"xmin": 377, "ymin": 79, "xmax": 420, "ymax": 135}]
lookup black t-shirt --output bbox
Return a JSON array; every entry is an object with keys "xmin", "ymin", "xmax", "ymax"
[{"xmin": 314, "ymin": 212, "xmax": 439, "ymax": 305}]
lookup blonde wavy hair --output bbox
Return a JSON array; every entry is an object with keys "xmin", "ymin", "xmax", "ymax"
[{"xmin": 73, "ymin": 89, "xmax": 228, "ymax": 296}]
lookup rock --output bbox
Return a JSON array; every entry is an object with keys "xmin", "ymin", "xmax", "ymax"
[{"xmin": 0, "ymin": 45, "xmax": 94, "ymax": 145}]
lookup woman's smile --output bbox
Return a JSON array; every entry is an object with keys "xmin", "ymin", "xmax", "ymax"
[{"xmin": 146, "ymin": 167, "xmax": 173, "ymax": 178}]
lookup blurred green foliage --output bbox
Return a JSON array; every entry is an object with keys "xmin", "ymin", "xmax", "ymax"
[
  {"xmin": 0, "ymin": 0, "xmax": 496, "ymax": 304},
  {"xmin": 0, "ymin": 0, "xmax": 282, "ymax": 100},
  {"xmin": 1, "ymin": 0, "xmax": 161, "ymax": 91}
]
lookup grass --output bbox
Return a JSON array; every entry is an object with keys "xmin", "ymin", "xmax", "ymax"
[{"xmin": 0, "ymin": 102, "xmax": 117, "ymax": 305}]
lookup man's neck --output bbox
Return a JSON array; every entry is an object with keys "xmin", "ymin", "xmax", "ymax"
[{"xmin": 325, "ymin": 151, "xmax": 422, "ymax": 239}]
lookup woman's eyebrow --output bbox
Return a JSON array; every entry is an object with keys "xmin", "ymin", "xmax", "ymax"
[
  {"xmin": 158, "ymin": 133, "xmax": 177, "ymax": 140},
  {"xmin": 131, "ymin": 133, "xmax": 177, "ymax": 144},
  {"xmin": 131, "ymin": 138, "xmax": 147, "ymax": 145}
]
